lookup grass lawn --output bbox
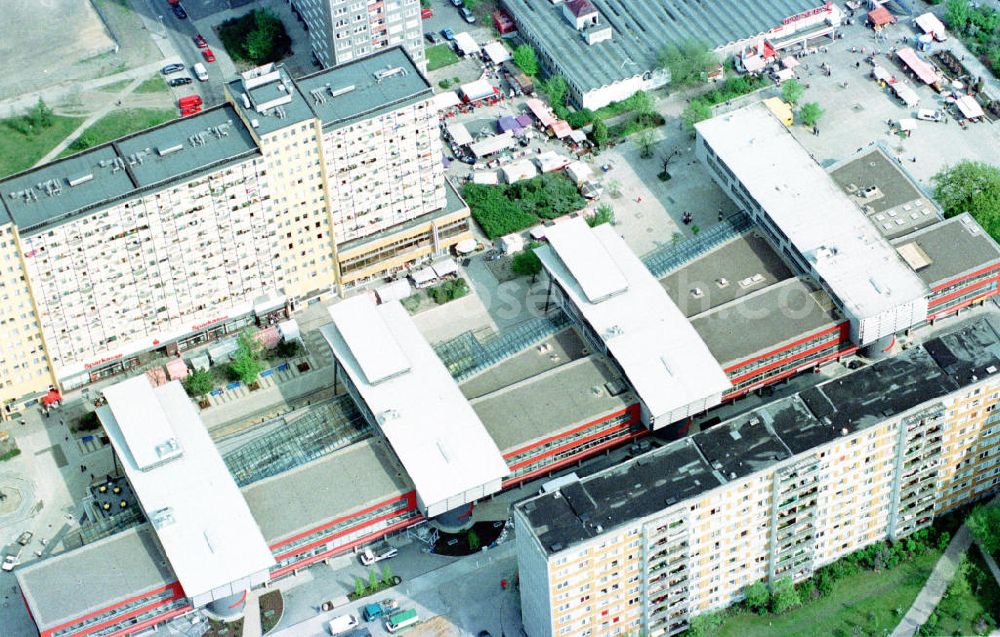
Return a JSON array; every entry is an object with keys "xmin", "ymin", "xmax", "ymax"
[
  {"xmin": 711, "ymin": 548, "xmax": 941, "ymax": 637},
  {"xmin": 63, "ymin": 108, "xmax": 176, "ymax": 156},
  {"xmin": 0, "ymin": 115, "xmax": 84, "ymax": 178},
  {"xmin": 922, "ymin": 546, "xmax": 1000, "ymax": 636},
  {"xmin": 426, "ymin": 44, "xmax": 459, "ymax": 71},
  {"xmin": 99, "ymin": 79, "xmax": 133, "ymax": 93},
  {"xmin": 134, "ymin": 76, "xmax": 167, "ymax": 94}
]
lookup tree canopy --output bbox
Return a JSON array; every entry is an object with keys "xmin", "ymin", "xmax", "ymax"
[
  {"xmin": 781, "ymin": 78, "xmax": 804, "ymax": 104},
  {"xmin": 587, "ymin": 204, "xmax": 614, "ymax": 227},
  {"xmin": 229, "ymin": 328, "xmax": 264, "ymax": 385},
  {"xmin": 658, "ymin": 40, "xmax": 717, "ymax": 87},
  {"xmin": 513, "ymin": 45, "xmax": 539, "ymax": 77},
  {"xmin": 967, "ymin": 503, "xmax": 1000, "ymax": 554},
  {"xmin": 182, "ymin": 368, "xmax": 213, "ymax": 398},
  {"xmin": 511, "ymin": 248, "xmax": 542, "ymax": 280},
  {"xmin": 798, "ymin": 102, "xmax": 824, "ymax": 126},
  {"xmin": 932, "ymin": 161, "xmax": 1000, "ymax": 240}
]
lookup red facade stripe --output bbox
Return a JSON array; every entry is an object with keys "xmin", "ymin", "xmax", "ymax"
[
  {"xmin": 45, "ymin": 582, "xmax": 185, "ymax": 637},
  {"xmin": 723, "ymin": 322, "xmax": 847, "ymax": 374},
  {"xmin": 931, "ymin": 261, "xmax": 1000, "ymax": 292},
  {"xmin": 929, "ymin": 276, "xmax": 1000, "ymax": 306},
  {"xmin": 507, "ymin": 418, "xmax": 638, "ymax": 471},
  {"xmin": 269, "ymin": 492, "xmax": 414, "ymax": 550},
  {"xmin": 273, "ymin": 501, "xmax": 417, "ymax": 562},
  {"xmin": 928, "ymin": 290, "xmax": 997, "ymax": 319},
  {"xmin": 503, "ymin": 404, "xmax": 640, "ymax": 459},
  {"xmin": 723, "ymin": 346, "xmax": 857, "ymax": 400},
  {"xmin": 104, "ymin": 605, "xmax": 193, "ymax": 637},
  {"xmin": 503, "ymin": 430, "xmax": 648, "ymax": 489},
  {"xmin": 727, "ymin": 336, "xmax": 849, "ymax": 384}
]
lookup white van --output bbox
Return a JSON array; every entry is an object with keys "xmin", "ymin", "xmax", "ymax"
[
  {"xmin": 193, "ymin": 62, "xmax": 209, "ymax": 82},
  {"xmin": 327, "ymin": 614, "xmax": 358, "ymax": 635}
]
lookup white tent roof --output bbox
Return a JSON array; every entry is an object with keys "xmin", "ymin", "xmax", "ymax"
[
  {"xmin": 434, "ymin": 91, "xmax": 462, "ymax": 110},
  {"xmin": 277, "ymin": 318, "xmax": 300, "ymax": 341},
  {"xmin": 375, "ymin": 279, "xmax": 413, "ymax": 304},
  {"xmin": 322, "ymin": 297, "xmax": 509, "ymax": 516},
  {"xmin": 956, "ymin": 95, "xmax": 985, "ymax": 119},
  {"xmin": 461, "ymin": 79, "xmax": 495, "ymax": 102},
  {"xmin": 483, "ymin": 41, "xmax": 511, "ymax": 65},
  {"xmin": 432, "ymin": 259, "xmax": 459, "ymax": 278},
  {"xmin": 471, "ymin": 171, "xmax": 500, "ymax": 185},
  {"xmin": 455, "ymin": 32, "xmax": 480, "ymax": 55},
  {"xmin": 535, "ymin": 151, "xmax": 571, "ymax": 173},
  {"xmin": 502, "ymin": 158, "xmax": 538, "ymax": 183},
  {"xmin": 99, "ymin": 378, "xmax": 274, "ymax": 603},
  {"xmin": 411, "ymin": 267, "xmax": 437, "ymax": 285},
  {"xmin": 469, "ymin": 131, "xmax": 516, "ymax": 158},
  {"xmin": 915, "ymin": 12, "xmax": 946, "ymax": 36},
  {"xmin": 893, "ymin": 83, "xmax": 921, "ymax": 107},
  {"xmin": 447, "ymin": 122, "xmax": 474, "ymax": 146},
  {"xmin": 537, "ymin": 218, "xmax": 731, "ymax": 427}
]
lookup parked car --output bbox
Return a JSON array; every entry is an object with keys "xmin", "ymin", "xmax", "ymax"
[
  {"xmin": 420, "ymin": 8, "xmax": 432, "ymax": 19},
  {"xmin": 192, "ymin": 34, "xmax": 208, "ymax": 48},
  {"xmin": 202, "ymin": 48, "xmax": 216, "ymax": 63},
  {"xmin": 441, "ymin": 28, "xmax": 455, "ymax": 41},
  {"xmin": 461, "ymin": 7, "xmax": 476, "ymax": 23},
  {"xmin": 327, "ymin": 614, "xmax": 358, "ymax": 635},
  {"xmin": 359, "ymin": 546, "xmax": 398, "ymax": 566},
  {"xmin": 172, "ymin": 4, "xmax": 187, "ymax": 19},
  {"xmin": 2, "ymin": 549, "xmax": 21, "ymax": 572},
  {"xmin": 425, "ymin": 31, "xmax": 440, "ymax": 44},
  {"xmin": 916, "ymin": 108, "xmax": 944, "ymax": 122},
  {"xmin": 17, "ymin": 531, "xmax": 33, "ymax": 546},
  {"xmin": 161, "ymin": 63, "xmax": 185, "ymax": 75},
  {"xmin": 168, "ymin": 77, "xmax": 193, "ymax": 87}
]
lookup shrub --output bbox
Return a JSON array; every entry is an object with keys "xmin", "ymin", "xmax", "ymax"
[
  {"xmin": 182, "ymin": 368, "xmax": 214, "ymax": 398},
  {"xmin": 427, "ymin": 278, "xmax": 469, "ymax": 305},
  {"xmin": 462, "ymin": 183, "xmax": 536, "ymax": 238},
  {"xmin": 77, "ymin": 411, "xmax": 102, "ymax": 431},
  {"xmin": 566, "ymin": 108, "xmax": 594, "ymax": 128},
  {"xmin": 770, "ymin": 577, "xmax": 800, "ymax": 614},
  {"xmin": 743, "ymin": 580, "xmax": 769, "ymax": 613},
  {"xmin": 513, "ymin": 44, "xmax": 539, "ymax": 76},
  {"xmin": 218, "ymin": 9, "xmax": 291, "ymax": 65},
  {"xmin": 511, "ymin": 248, "xmax": 542, "ymax": 280}
]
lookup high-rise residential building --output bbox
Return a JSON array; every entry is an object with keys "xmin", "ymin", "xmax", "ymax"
[
  {"xmin": 515, "ymin": 316, "xmax": 1000, "ymax": 637},
  {"xmin": 292, "ymin": 0, "xmax": 425, "ymax": 69},
  {"xmin": 0, "ymin": 47, "xmax": 470, "ymax": 409}
]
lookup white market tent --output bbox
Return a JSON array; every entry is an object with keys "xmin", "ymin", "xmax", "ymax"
[
  {"xmin": 375, "ymin": 279, "xmax": 413, "ymax": 304},
  {"xmin": 460, "ymin": 79, "xmax": 496, "ymax": 103},
  {"xmin": 892, "ymin": 82, "xmax": 921, "ymax": 107},
  {"xmin": 434, "ymin": 91, "xmax": 462, "ymax": 111},
  {"xmin": 410, "ymin": 267, "xmax": 438, "ymax": 287},
  {"xmin": 471, "ymin": 171, "xmax": 500, "ymax": 185},
  {"xmin": 501, "ymin": 158, "xmax": 539, "ymax": 183},
  {"xmin": 915, "ymin": 12, "xmax": 947, "ymax": 40},
  {"xmin": 322, "ymin": 297, "xmax": 508, "ymax": 517},
  {"xmin": 469, "ymin": 131, "xmax": 516, "ymax": 158},
  {"xmin": 535, "ymin": 151, "xmax": 571, "ymax": 173},
  {"xmin": 956, "ymin": 95, "xmax": 985, "ymax": 119},
  {"xmin": 455, "ymin": 32, "xmax": 480, "ymax": 56},
  {"xmin": 447, "ymin": 122, "xmax": 474, "ymax": 146},
  {"xmin": 432, "ymin": 259, "xmax": 460, "ymax": 278},
  {"xmin": 277, "ymin": 318, "xmax": 301, "ymax": 342},
  {"xmin": 483, "ymin": 41, "xmax": 511, "ymax": 65}
]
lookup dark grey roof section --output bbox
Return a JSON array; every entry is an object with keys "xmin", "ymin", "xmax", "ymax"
[
  {"xmin": 517, "ymin": 438, "xmax": 724, "ymax": 554},
  {"xmin": 296, "ymin": 46, "xmax": 432, "ymax": 130},
  {"xmin": 660, "ymin": 233, "xmax": 793, "ymax": 318},
  {"xmin": 502, "ymin": 0, "xmax": 821, "ymax": 94},
  {"xmin": 226, "ymin": 66, "xmax": 315, "ymax": 136},
  {"xmin": 693, "ymin": 403, "xmax": 794, "ymax": 480},
  {"xmin": 690, "ymin": 277, "xmax": 842, "ymax": 365},
  {"xmin": 827, "ymin": 146, "xmax": 940, "ymax": 240},
  {"xmin": 924, "ymin": 315, "xmax": 1000, "ymax": 386},
  {"xmin": 892, "ymin": 214, "xmax": 1000, "ymax": 288},
  {"xmin": 788, "ymin": 348, "xmax": 958, "ymax": 454},
  {"xmin": 519, "ymin": 316, "xmax": 1000, "ymax": 554},
  {"xmin": 0, "ymin": 105, "xmax": 261, "ymax": 235},
  {"xmin": 116, "ymin": 105, "xmax": 260, "ymax": 189}
]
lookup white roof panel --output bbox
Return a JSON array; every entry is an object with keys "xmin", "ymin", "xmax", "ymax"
[
  {"xmin": 324, "ymin": 297, "xmax": 509, "ymax": 515},
  {"xmin": 105, "ymin": 384, "xmax": 181, "ymax": 470},
  {"xmin": 538, "ymin": 219, "xmax": 731, "ymax": 424},
  {"xmin": 545, "ymin": 217, "xmax": 628, "ymax": 303},
  {"xmin": 695, "ymin": 104, "xmax": 927, "ymax": 331},
  {"xmin": 99, "ymin": 377, "xmax": 274, "ymax": 602},
  {"xmin": 333, "ymin": 300, "xmax": 411, "ymax": 384}
]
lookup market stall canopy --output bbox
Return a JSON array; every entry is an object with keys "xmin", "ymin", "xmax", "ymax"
[
  {"xmin": 569, "ymin": 129, "xmax": 587, "ymax": 143},
  {"xmin": 896, "ymin": 47, "xmax": 940, "ymax": 85},
  {"xmin": 483, "ymin": 41, "xmax": 511, "ymax": 65},
  {"xmin": 516, "ymin": 114, "xmax": 533, "ymax": 128},
  {"xmin": 455, "ymin": 32, "xmax": 480, "ymax": 56},
  {"xmin": 743, "ymin": 55, "xmax": 766, "ymax": 74},
  {"xmin": 892, "ymin": 83, "xmax": 920, "ymax": 107},
  {"xmin": 868, "ymin": 6, "xmax": 895, "ymax": 27},
  {"xmin": 166, "ymin": 358, "xmax": 189, "ymax": 381},
  {"xmin": 550, "ymin": 120, "xmax": 573, "ymax": 139},
  {"xmin": 277, "ymin": 319, "xmax": 300, "ymax": 342},
  {"xmin": 497, "ymin": 115, "xmax": 520, "ymax": 132},
  {"xmin": 873, "ymin": 65, "xmax": 894, "ymax": 83},
  {"xmin": 375, "ymin": 279, "xmax": 413, "ymax": 304},
  {"xmin": 915, "ymin": 12, "xmax": 946, "ymax": 38},
  {"xmin": 898, "ymin": 118, "xmax": 917, "ymax": 131},
  {"xmin": 471, "ymin": 171, "xmax": 500, "ymax": 185},
  {"xmin": 469, "ymin": 131, "xmax": 516, "ymax": 158},
  {"xmin": 502, "ymin": 159, "xmax": 538, "ymax": 184},
  {"xmin": 432, "ymin": 259, "xmax": 460, "ymax": 278},
  {"xmin": 411, "ymin": 267, "xmax": 438, "ymax": 286},
  {"xmin": 41, "ymin": 389, "xmax": 61, "ymax": 407},
  {"xmin": 781, "ymin": 56, "xmax": 800, "ymax": 68},
  {"xmin": 956, "ymin": 95, "xmax": 985, "ymax": 119},
  {"xmin": 447, "ymin": 122, "xmax": 473, "ymax": 146},
  {"xmin": 525, "ymin": 98, "xmax": 556, "ymax": 127},
  {"xmin": 434, "ymin": 91, "xmax": 462, "ymax": 110},
  {"xmin": 460, "ymin": 79, "xmax": 496, "ymax": 103}
]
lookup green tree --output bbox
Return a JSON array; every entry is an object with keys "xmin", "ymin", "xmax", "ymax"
[
  {"xmin": 627, "ymin": 90, "xmax": 655, "ymax": 117},
  {"xmin": 782, "ymin": 78, "xmax": 805, "ymax": 104},
  {"xmin": 29, "ymin": 98, "xmax": 54, "ymax": 129},
  {"xmin": 229, "ymin": 328, "xmax": 264, "ymax": 385},
  {"xmin": 467, "ymin": 530, "xmax": 481, "ymax": 551},
  {"xmin": 542, "ymin": 75, "xmax": 568, "ymax": 109},
  {"xmin": 587, "ymin": 204, "xmax": 614, "ymax": 227},
  {"xmin": 511, "ymin": 247, "xmax": 542, "ymax": 281},
  {"xmin": 381, "ymin": 564, "xmax": 394, "ymax": 586},
  {"xmin": 658, "ymin": 40, "xmax": 718, "ymax": 87},
  {"xmin": 691, "ymin": 224, "xmax": 700, "ymax": 236},
  {"xmin": 182, "ymin": 368, "xmax": 213, "ymax": 399},
  {"xmin": 354, "ymin": 576, "xmax": 365, "ymax": 598},
  {"xmin": 743, "ymin": 580, "xmax": 769, "ymax": 613},
  {"xmin": 634, "ymin": 128, "xmax": 655, "ymax": 159},
  {"xmin": 368, "ymin": 570, "xmax": 379, "ymax": 592},
  {"xmin": 931, "ymin": 161, "xmax": 1000, "ymax": 239},
  {"xmin": 944, "ymin": 0, "xmax": 971, "ymax": 27},
  {"xmin": 591, "ymin": 118, "xmax": 609, "ymax": 149},
  {"xmin": 687, "ymin": 612, "xmax": 723, "ymax": 637},
  {"xmin": 681, "ymin": 99, "xmax": 713, "ymax": 130},
  {"xmin": 967, "ymin": 503, "xmax": 1000, "ymax": 554},
  {"xmin": 770, "ymin": 577, "xmax": 800, "ymax": 614},
  {"xmin": 513, "ymin": 45, "xmax": 539, "ymax": 77},
  {"xmin": 798, "ymin": 102, "xmax": 824, "ymax": 126}
]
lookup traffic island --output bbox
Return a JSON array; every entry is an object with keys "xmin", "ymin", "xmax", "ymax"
[{"xmin": 259, "ymin": 590, "xmax": 284, "ymax": 635}]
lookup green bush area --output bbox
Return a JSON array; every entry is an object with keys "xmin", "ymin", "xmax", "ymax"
[
  {"xmin": 65, "ymin": 108, "xmax": 175, "ymax": 155},
  {"xmin": 0, "ymin": 448, "xmax": 22, "ymax": 462},
  {"xmin": 462, "ymin": 173, "xmax": 586, "ymax": 239},
  {"xmin": 426, "ymin": 44, "xmax": 459, "ymax": 71},
  {"xmin": 0, "ymin": 99, "xmax": 83, "ymax": 178},
  {"xmin": 689, "ymin": 527, "xmax": 949, "ymax": 637},
  {"xmin": 933, "ymin": 161, "xmax": 1000, "ymax": 242},
  {"xmin": 681, "ymin": 74, "xmax": 769, "ymax": 129},
  {"xmin": 944, "ymin": 0, "xmax": 1000, "ymax": 77},
  {"xmin": 427, "ymin": 277, "xmax": 469, "ymax": 305},
  {"xmin": 218, "ymin": 9, "xmax": 291, "ymax": 66},
  {"xmin": 919, "ymin": 547, "xmax": 1000, "ymax": 636}
]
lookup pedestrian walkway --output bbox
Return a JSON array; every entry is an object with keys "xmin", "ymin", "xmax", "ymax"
[{"xmin": 892, "ymin": 525, "xmax": 972, "ymax": 637}]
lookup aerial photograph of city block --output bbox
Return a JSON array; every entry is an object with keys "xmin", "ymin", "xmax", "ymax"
[{"xmin": 0, "ymin": 0, "xmax": 999, "ymax": 636}]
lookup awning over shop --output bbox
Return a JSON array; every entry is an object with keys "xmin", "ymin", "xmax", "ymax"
[
  {"xmin": 469, "ymin": 131, "xmax": 516, "ymax": 158},
  {"xmin": 455, "ymin": 32, "xmax": 480, "ymax": 56},
  {"xmin": 956, "ymin": 95, "xmax": 985, "ymax": 119},
  {"xmin": 253, "ymin": 293, "xmax": 285, "ymax": 317},
  {"xmin": 550, "ymin": 120, "xmax": 572, "ymax": 138},
  {"xmin": 432, "ymin": 259, "xmax": 460, "ymax": 278},
  {"xmin": 41, "ymin": 389, "xmax": 61, "ymax": 407},
  {"xmin": 897, "ymin": 47, "xmax": 939, "ymax": 85},
  {"xmin": 434, "ymin": 91, "xmax": 462, "ymax": 111},
  {"xmin": 483, "ymin": 41, "xmax": 511, "ymax": 65},
  {"xmin": 166, "ymin": 358, "xmax": 189, "ymax": 381},
  {"xmin": 411, "ymin": 267, "xmax": 438, "ymax": 286},
  {"xmin": 525, "ymin": 98, "xmax": 556, "ymax": 127},
  {"xmin": 375, "ymin": 279, "xmax": 413, "ymax": 304},
  {"xmin": 277, "ymin": 319, "xmax": 300, "ymax": 342},
  {"xmin": 447, "ymin": 122, "xmax": 474, "ymax": 146},
  {"xmin": 868, "ymin": 6, "xmax": 895, "ymax": 28}
]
